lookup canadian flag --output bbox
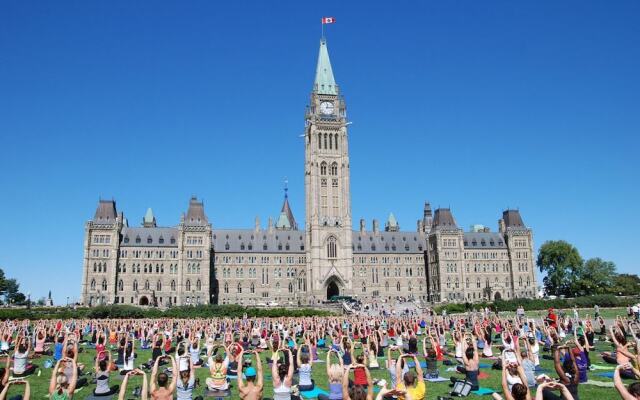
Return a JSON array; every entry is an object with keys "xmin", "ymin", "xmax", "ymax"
[{"xmin": 322, "ymin": 17, "xmax": 336, "ymax": 24}]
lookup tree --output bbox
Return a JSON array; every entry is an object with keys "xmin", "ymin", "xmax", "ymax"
[
  {"xmin": 611, "ymin": 274, "xmax": 640, "ymax": 296},
  {"xmin": 0, "ymin": 267, "xmax": 6, "ymax": 296},
  {"xmin": 571, "ymin": 258, "xmax": 617, "ymax": 295},
  {"xmin": 4, "ymin": 279, "xmax": 21, "ymax": 304},
  {"xmin": 537, "ymin": 240, "xmax": 583, "ymax": 296}
]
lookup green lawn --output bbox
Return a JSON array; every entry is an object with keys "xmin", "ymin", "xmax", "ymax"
[{"xmin": 4, "ymin": 333, "xmax": 626, "ymax": 399}]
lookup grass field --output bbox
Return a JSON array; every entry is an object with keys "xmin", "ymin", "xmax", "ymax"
[{"xmin": 3, "ymin": 329, "xmax": 628, "ymax": 400}]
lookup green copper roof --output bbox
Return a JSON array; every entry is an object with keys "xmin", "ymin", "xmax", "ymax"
[
  {"xmin": 275, "ymin": 211, "xmax": 292, "ymax": 229},
  {"xmin": 142, "ymin": 207, "xmax": 156, "ymax": 226},
  {"xmin": 387, "ymin": 213, "xmax": 398, "ymax": 227},
  {"xmin": 314, "ymin": 39, "xmax": 338, "ymax": 95}
]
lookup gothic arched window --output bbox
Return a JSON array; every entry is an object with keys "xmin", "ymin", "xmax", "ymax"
[
  {"xmin": 133, "ymin": 280, "xmax": 138, "ymax": 291},
  {"xmin": 334, "ymin": 133, "xmax": 339, "ymax": 150},
  {"xmin": 330, "ymin": 162, "xmax": 338, "ymax": 175},
  {"xmin": 156, "ymin": 280, "xmax": 162, "ymax": 291},
  {"xmin": 328, "ymin": 133, "xmax": 333, "ymax": 149},
  {"xmin": 118, "ymin": 280, "xmax": 123, "ymax": 291},
  {"xmin": 144, "ymin": 280, "xmax": 150, "ymax": 290},
  {"xmin": 324, "ymin": 133, "xmax": 328, "ymax": 148},
  {"xmin": 237, "ymin": 283, "xmax": 242, "ymax": 293},
  {"xmin": 224, "ymin": 282, "xmax": 229, "ymax": 293},
  {"xmin": 171, "ymin": 280, "xmax": 176, "ymax": 291},
  {"xmin": 90, "ymin": 279, "xmax": 96, "ymax": 290},
  {"xmin": 327, "ymin": 236, "xmax": 337, "ymax": 259},
  {"xmin": 186, "ymin": 280, "xmax": 191, "ymax": 291},
  {"xmin": 250, "ymin": 283, "xmax": 255, "ymax": 293},
  {"xmin": 396, "ymin": 282, "xmax": 401, "ymax": 291},
  {"xmin": 196, "ymin": 279, "xmax": 202, "ymax": 291},
  {"xmin": 320, "ymin": 162, "xmax": 327, "ymax": 175},
  {"xmin": 101, "ymin": 279, "xmax": 107, "ymax": 291}
]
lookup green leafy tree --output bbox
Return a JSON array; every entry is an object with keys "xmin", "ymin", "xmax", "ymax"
[
  {"xmin": 0, "ymin": 268, "xmax": 6, "ymax": 296},
  {"xmin": 536, "ymin": 240, "xmax": 583, "ymax": 296},
  {"xmin": 4, "ymin": 279, "xmax": 21, "ymax": 304},
  {"xmin": 571, "ymin": 258, "xmax": 617, "ymax": 295},
  {"xmin": 611, "ymin": 273, "xmax": 640, "ymax": 295}
]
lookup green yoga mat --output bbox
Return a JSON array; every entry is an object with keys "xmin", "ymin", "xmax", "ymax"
[
  {"xmin": 590, "ymin": 364, "xmax": 615, "ymax": 370},
  {"xmin": 471, "ymin": 387, "xmax": 495, "ymax": 395}
]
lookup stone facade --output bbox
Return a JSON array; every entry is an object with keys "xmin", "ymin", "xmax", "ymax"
[{"xmin": 80, "ymin": 39, "xmax": 536, "ymax": 307}]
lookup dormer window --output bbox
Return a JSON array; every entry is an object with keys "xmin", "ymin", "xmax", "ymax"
[
  {"xmin": 135, "ymin": 236, "xmax": 141, "ymax": 244},
  {"xmin": 124, "ymin": 236, "xmax": 130, "ymax": 244},
  {"xmin": 147, "ymin": 236, "xmax": 152, "ymax": 244},
  {"xmin": 225, "ymin": 242, "xmax": 230, "ymax": 251},
  {"xmin": 159, "ymin": 236, "xmax": 164, "ymax": 244},
  {"xmin": 170, "ymin": 236, "xmax": 176, "ymax": 244}
]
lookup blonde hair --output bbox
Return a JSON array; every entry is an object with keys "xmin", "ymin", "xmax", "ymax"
[{"xmin": 328, "ymin": 364, "xmax": 343, "ymax": 382}]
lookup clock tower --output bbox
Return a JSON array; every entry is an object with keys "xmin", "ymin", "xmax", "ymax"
[{"xmin": 304, "ymin": 39, "xmax": 354, "ymax": 302}]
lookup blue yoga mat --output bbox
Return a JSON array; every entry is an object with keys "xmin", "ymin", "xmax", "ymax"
[
  {"xmin": 471, "ymin": 387, "xmax": 495, "ymax": 395},
  {"xmin": 406, "ymin": 360, "xmax": 428, "ymax": 369},
  {"xmin": 300, "ymin": 387, "xmax": 329, "ymax": 399},
  {"xmin": 597, "ymin": 372, "xmax": 615, "ymax": 379},
  {"xmin": 479, "ymin": 363, "xmax": 492, "ymax": 369}
]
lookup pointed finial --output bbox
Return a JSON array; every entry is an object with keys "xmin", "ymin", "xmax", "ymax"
[{"xmin": 284, "ymin": 177, "xmax": 289, "ymax": 198}]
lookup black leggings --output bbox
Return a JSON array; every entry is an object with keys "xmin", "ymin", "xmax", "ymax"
[{"xmin": 12, "ymin": 365, "xmax": 37, "ymax": 377}]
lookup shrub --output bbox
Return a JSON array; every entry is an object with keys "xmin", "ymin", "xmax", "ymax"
[
  {"xmin": 433, "ymin": 294, "xmax": 639, "ymax": 314},
  {"xmin": 0, "ymin": 305, "xmax": 334, "ymax": 320}
]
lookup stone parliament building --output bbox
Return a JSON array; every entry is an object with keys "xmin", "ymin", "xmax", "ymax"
[{"xmin": 81, "ymin": 39, "xmax": 537, "ymax": 307}]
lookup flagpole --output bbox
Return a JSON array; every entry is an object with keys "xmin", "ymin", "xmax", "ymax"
[{"xmin": 321, "ymin": 19, "xmax": 324, "ymax": 40}]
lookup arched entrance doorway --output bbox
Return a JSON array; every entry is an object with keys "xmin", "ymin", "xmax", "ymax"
[
  {"xmin": 327, "ymin": 281, "xmax": 339, "ymax": 300},
  {"xmin": 494, "ymin": 292, "xmax": 502, "ymax": 301},
  {"xmin": 139, "ymin": 296, "xmax": 149, "ymax": 306}
]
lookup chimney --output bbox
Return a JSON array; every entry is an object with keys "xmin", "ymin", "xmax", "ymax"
[
  {"xmin": 373, "ymin": 219, "xmax": 379, "ymax": 233},
  {"xmin": 268, "ymin": 217, "xmax": 273, "ymax": 233},
  {"xmin": 498, "ymin": 218, "xmax": 506, "ymax": 234},
  {"xmin": 255, "ymin": 216, "xmax": 260, "ymax": 232},
  {"xmin": 359, "ymin": 218, "xmax": 366, "ymax": 232}
]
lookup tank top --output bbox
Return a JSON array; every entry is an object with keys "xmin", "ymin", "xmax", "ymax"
[
  {"xmin": 273, "ymin": 382, "xmax": 291, "ymax": 400},
  {"xmin": 328, "ymin": 382, "xmax": 342, "ymax": 400},
  {"xmin": 298, "ymin": 364, "xmax": 312, "ymax": 386},
  {"xmin": 94, "ymin": 371, "xmax": 110, "ymax": 394}
]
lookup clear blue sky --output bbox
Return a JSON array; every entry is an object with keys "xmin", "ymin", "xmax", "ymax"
[{"xmin": 1, "ymin": 1, "xmax": 639, "ymax": 303}]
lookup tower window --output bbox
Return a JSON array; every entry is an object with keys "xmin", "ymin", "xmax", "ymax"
[
  {"xmin": 324, "ymin": 133, "xmax": 328, "ymax": 149},
  {"xmin": 320, "ymin": 162, "xmax": 327, "ymax": 175},
  {"xmin": 335, "ymin": 134, "xmax": 339, "ymax": 150},
  {"xmin": 327, "ymin": 236, "xmax": 337, "ymax": 259},
  {"xmin": 330, "ymin": 162, "xmax": 338, "ymax": 175}
]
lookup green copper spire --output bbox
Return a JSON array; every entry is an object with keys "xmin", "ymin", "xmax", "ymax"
[
  {"xmin": 143, "ymin": 208, "xmax": 156, "ymax": 227},
  {"xmin": 314, "ymin": 39, "xmax": 338, "ymax": 95}
]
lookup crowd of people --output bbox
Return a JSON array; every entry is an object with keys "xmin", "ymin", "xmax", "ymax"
[{"xmin": 0, "ymin": 305, "xmax": 637, "ymax": 400}]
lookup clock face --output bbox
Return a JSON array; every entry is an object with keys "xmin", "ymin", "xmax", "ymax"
[{"xmin": 320, "ymin": 101, "xmax": 335, "ymax": 115}]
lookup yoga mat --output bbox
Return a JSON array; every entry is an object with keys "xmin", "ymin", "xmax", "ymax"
[
  {"xmin": 585, "ymin": 380, "xmax": 615, "ymax": 388},
  {"xmin": 406, "ymin": 361, "xmax": 428, "ymax": 369},
  {"xmin": 204, "ymin": 389, "xmax": 231, "ymax": 398},
  {"xmin": 84, "ymin": 395, "xmax": 114, "ymax": 400},
  {"xmin": 596, "ymin": 372, "xmax": 615, "ymax": 379},
  {"xmin": 300, "ymin": 387, "xmax": 329, "ymax": 399},
  {"xmin": 478, "ymin": 371, "xmax": 490, "ymax": 379},
  {"xmin": 590, "ymin": 364, "xmax": 615, "ymax": 371},
  {"xmin": 479, "ymin": 363, "xmax": 492, "ymax": 369},
  {"xmin": 426, "ymin": 376, "xmax": 449, "ymax": 382},
  {"xmin": 471, "ymin": 387, "xmax": 495, "ymax": 395}
]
